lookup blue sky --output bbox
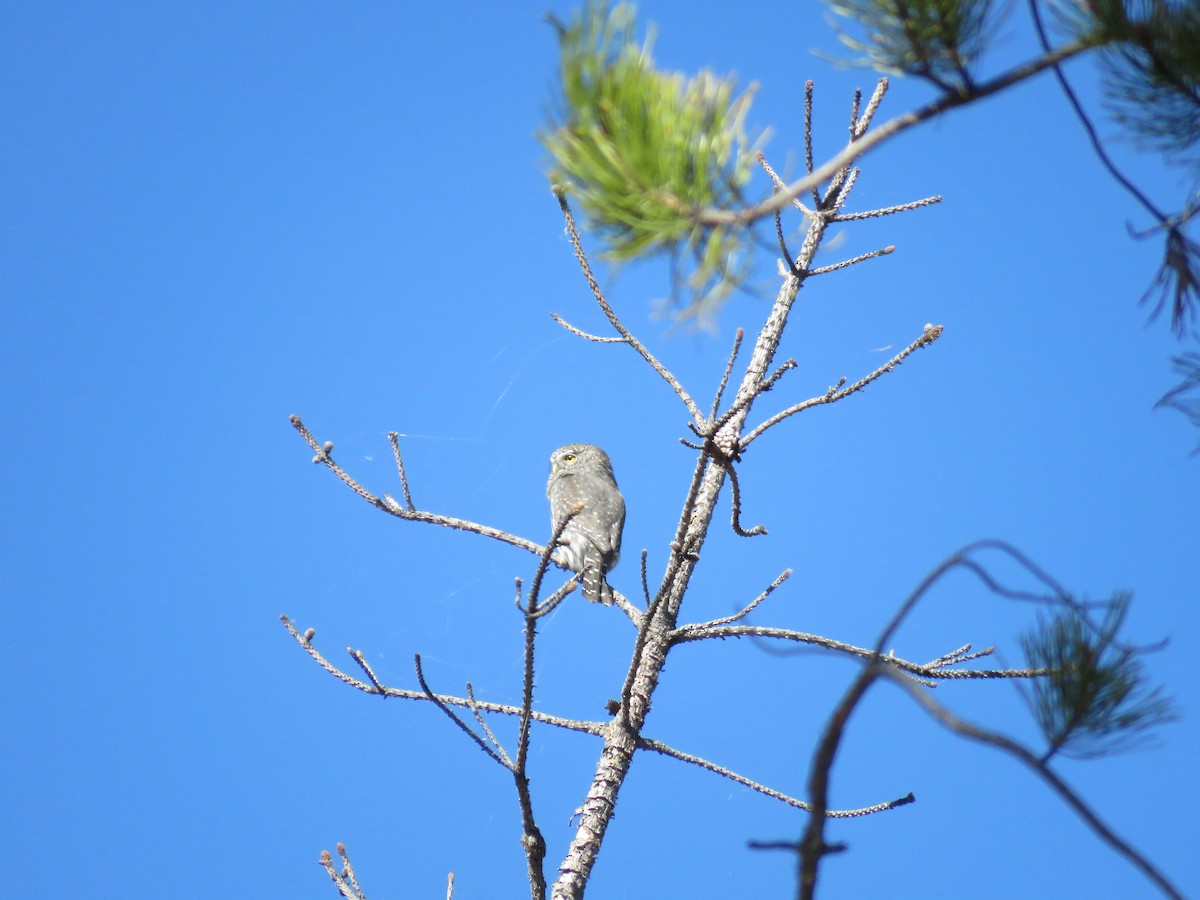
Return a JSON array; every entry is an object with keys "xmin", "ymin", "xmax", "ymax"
[{"xmin": 3, "ymin": 2, "xmax": 1197, "ymax": 898}]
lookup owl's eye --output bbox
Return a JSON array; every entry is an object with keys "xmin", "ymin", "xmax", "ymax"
[{"xmin": 564, "ymin": 454, "xmax": 576, "ymax": 463}]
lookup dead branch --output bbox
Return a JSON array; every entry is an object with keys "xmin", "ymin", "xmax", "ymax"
[
  {"xmin": 415, "ymin": 653, "xmax": 509, "ymax": 769},
  {"xmin": 319, "ymin": 843, "xmax": 367, "ymax": 900},
  {"xmin": 638, "ymin": 737, "xmax": 914, "ymax": 818},
  {"xmin": 740, "ymin": 323, "xmax": 944, "ymax": 449},
  {"xmin": 554, "ymin": 189, "xmax": 706, "ymax": 425},
  {"xmin": 679, "ymin": 569, "xmax": 792, "ymax": 631},
  {"xmin": 281, "ymin": 615, "xmax": 603, "ymax": 735},
  {"xmin": 290, "ymin": 415, "xmax": 543, "ymax": 556},
  {"xmin": 670, "ymin": 623, "xmax": 1037, "ymax": 682}
]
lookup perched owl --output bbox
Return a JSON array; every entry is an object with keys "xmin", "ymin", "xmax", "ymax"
[{"xmin": 547, "ymin": 443, "xmax": 625, "ymax": 605}]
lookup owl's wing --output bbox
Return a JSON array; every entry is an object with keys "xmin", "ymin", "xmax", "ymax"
[{"xmin": 608, "ymin": 494, "xmax": 626, "ymax": 563}]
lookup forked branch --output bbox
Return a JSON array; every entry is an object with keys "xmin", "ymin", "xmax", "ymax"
[
  {"xmin": 290, "ymin": 415, "xmax": 544, "ymax": 556},
  {"xmin": 319, "ymin": 844, "xmax": 367, "ymax": 900},
  {"xmin": 741, "ymin": 323, "xmax": 944, "ymax": 448},
  {"xmin": 554, "ymin": 189, "xmax": 706, "ymax": 425}
]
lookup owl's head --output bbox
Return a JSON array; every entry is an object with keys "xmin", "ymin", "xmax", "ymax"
[{"xmin": 549, "ymin": 443, "xmax": 615, "ymax": 479}]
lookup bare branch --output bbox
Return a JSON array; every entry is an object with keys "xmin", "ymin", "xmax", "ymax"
[
  {"xmin": 830, "ymin": 166, "xmax": 860, "ymax": 210},
  {"xmin": 638, "ymin": 738, "xmax": 914, "ymax": 818},
  {"xmin": 885, "ymin": 670, "xmax": 1184, "ymax": 900},
  {"xmin": 711, "ymin": 357, "xmax": 797, "ymax": 437},
  {"xmin": 338, "ymin": 844, "xmax": 366, "ymax": 900},
  {"xmin": 711, "ymin": 328, "xmax": 745, "ymax": 418},
  {"xmin": 550, "ymin": 312, "xmax": 627, "ymax": 343},
  {"xmin": 609, "ymin": 588, "xmax": 643, "ymax": 626},
  {"xmin": 853, "ymin": 78, "xmax": 889, "ymax": 140},
  {"xmin": 804, "ymin": 81, "xmax": 819, "ymax": 206},
  {"xmin": 522, "ymin": 579, "xmax": 578, "ymax": 620},
  {"xmin": 555, "ymin": 189, "xmax": 706, "ymax": 424},
  {"xmin": 728, "ymin": 464, "xmax": 767, "ymax": 537},
  {"xmin": 639, "ymin": 549, "xmax": 650, "ymax": 606},
  {"xmin": 672, "ymin": 623, "xmax": 1041, "ymax": 682},
  {"xmin": 348, "ymin": 648, "xmax": 386, "ymax": 695},
  {"xmin": 808, "ymin": 246, "xmax": 895, "ymax": 276},
  {"xmin": 509, "ymin": 517, "xmax": 583, "ymax": 900},
  {"xmin": 386, "ymin": 432, "xmax": 415, "ymax": 510},
  {"xmin": 741, "ymin": 324, "xmax": 943, "ymax": 448},
  {"xmin": 773, "ymin": 189, "xmax": 796, "ymax": 270},
  {"xmin": 291, "ymin": 415, "xmax": 544, "ymax": 555},
  {"xmin": 465, "ymin": 683, "xmax": 511, "ymax": 767},
  {"xmin": 282, "ymin": 616, "xmax": 604, "ymax": 734},
  {"xmin": 925, "ymin": 643, "xmax": 995, "ymax": 670},
  {"xmin": 756, "ymin": 154, "xmax": 806, "ymax": 270},
  {"xmin": 675, "ymin": 568, "xmax": 792, "ymax": 632},
  {"xmin": 319, "ymin": 844, "xmax": 367, "ymax": 900},
  {"xmin": 415, "ymin": 654, "xmax": 509, "ymax": 769},
  {"xmin": 835, "ymin": 194, "xmax": 942, "ymax": 221}
]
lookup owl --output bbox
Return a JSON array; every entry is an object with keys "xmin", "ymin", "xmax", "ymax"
[{"xmin": 547, "ymin": 443, "xmax": 626, "ymax": 605}]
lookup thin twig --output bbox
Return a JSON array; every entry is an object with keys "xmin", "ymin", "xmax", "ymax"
[
  {"xmin": 638, "ymin": 738, "xmax": 914, "ymax": 817},
  {"xmin": 835, "ymin": 194, "xmax": 942, "ymax": 221},
  {"xmin": 550, "ymin": 312, "xmax": 628, "ymax": 343},
  {"xmin": 804, "ymin": 80, "xmax": 819, "ymax": 206},
  {"xmin": 339, "ymin": 844, "xmax": 366, "ymax": 900},
  {"xmin": 386, "ymin": 432, "xmax": 415, "ymax": 510},
  {"xmin": 676, "ymin": 569, "xmax": 792, "ymax": 632},
  {"xmin": 414, "ymin": 653, "xmax": 509, "ymax": 768},
  {"xmin": 712, "ymin": 358, "xmax": 797, "ymax": 435},
  {"xmin": 728, "ymin": 464, "xmax": 767, "ymax": 537},
  {"xmin": 831, "ymin": 166, "xmax": 860, "ymax": 209},
  {"xmin": 291, "ymin": 416, "xmax": 544, "ymax": 555},
  {"xmin": 854, "ymin": 79, "xmax": 888, "ymax": 139},
  {"xmin": 511, "ymin": 515, "xmax": 579, "ymax": 900},
  {"xmin": 466, "ymin": 682, "xmax": 512, "ymax": 767},
  {"xmin": 523, "ymin": 579, "xmax": 578, "ymax": 620},
  {"xmin": 756, "ymin": 155, "xmax": 801, "ymax": 270},
  {"xmin": 516, "ymin": 605, "xmax": 549, "ymax": 897},
  {"xmin": 773, "ymin": 190, "xmax": 795, "ymax": 271},
  {"xmin": 925, "ymin": 644, "xmax": 995, "ymax": 669},
  {"xmin": 348, "ymin": 649, "xmax": 386, "ymax": 695},
  {"xmin": 808, "ymin": 246, "xmax": 894, "ymax": 276},
  {"xmin": 741, "ymin": 324, "xmax": 943, "ymax": 448},
  {"xmin": 712, "ymin": 328, "xmax": 745, "ymax": 418},
  {"xmin": 671, "ymin": 624, "xmax": 1041, "ymax": 681},
  {"xmin": 639, "ymin": 549, "xmax": 650, "ymax": 606},
  {"xmin": 555, "ymin": 190, "xmax": 705, "ymax": 424},
  {"xmin": 757, "ymin": 152, "xmax": 813, "ymax": 216},
  {"xmin": 319, "ymin": 844, "xmax": 367, "ymax": 900}
]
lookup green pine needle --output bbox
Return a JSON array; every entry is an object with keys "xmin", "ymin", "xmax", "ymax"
[
  {"xmin": 540, "ymin": 1, "xmax": 759, "ymax": 325},
  {"xmin": 1020, "ymin": 593, "xmax": 1177, "ymax": 762}
]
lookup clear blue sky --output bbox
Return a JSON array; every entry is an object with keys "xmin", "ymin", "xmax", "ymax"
[{"xmin": 3, "ymin": 3, "xmax": 1196, "ymax": 898}]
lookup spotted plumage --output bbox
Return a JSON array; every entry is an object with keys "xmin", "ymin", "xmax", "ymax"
[{"xmin": 547, "ymin": 443, "xmax": 625, "ymax": 605}]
